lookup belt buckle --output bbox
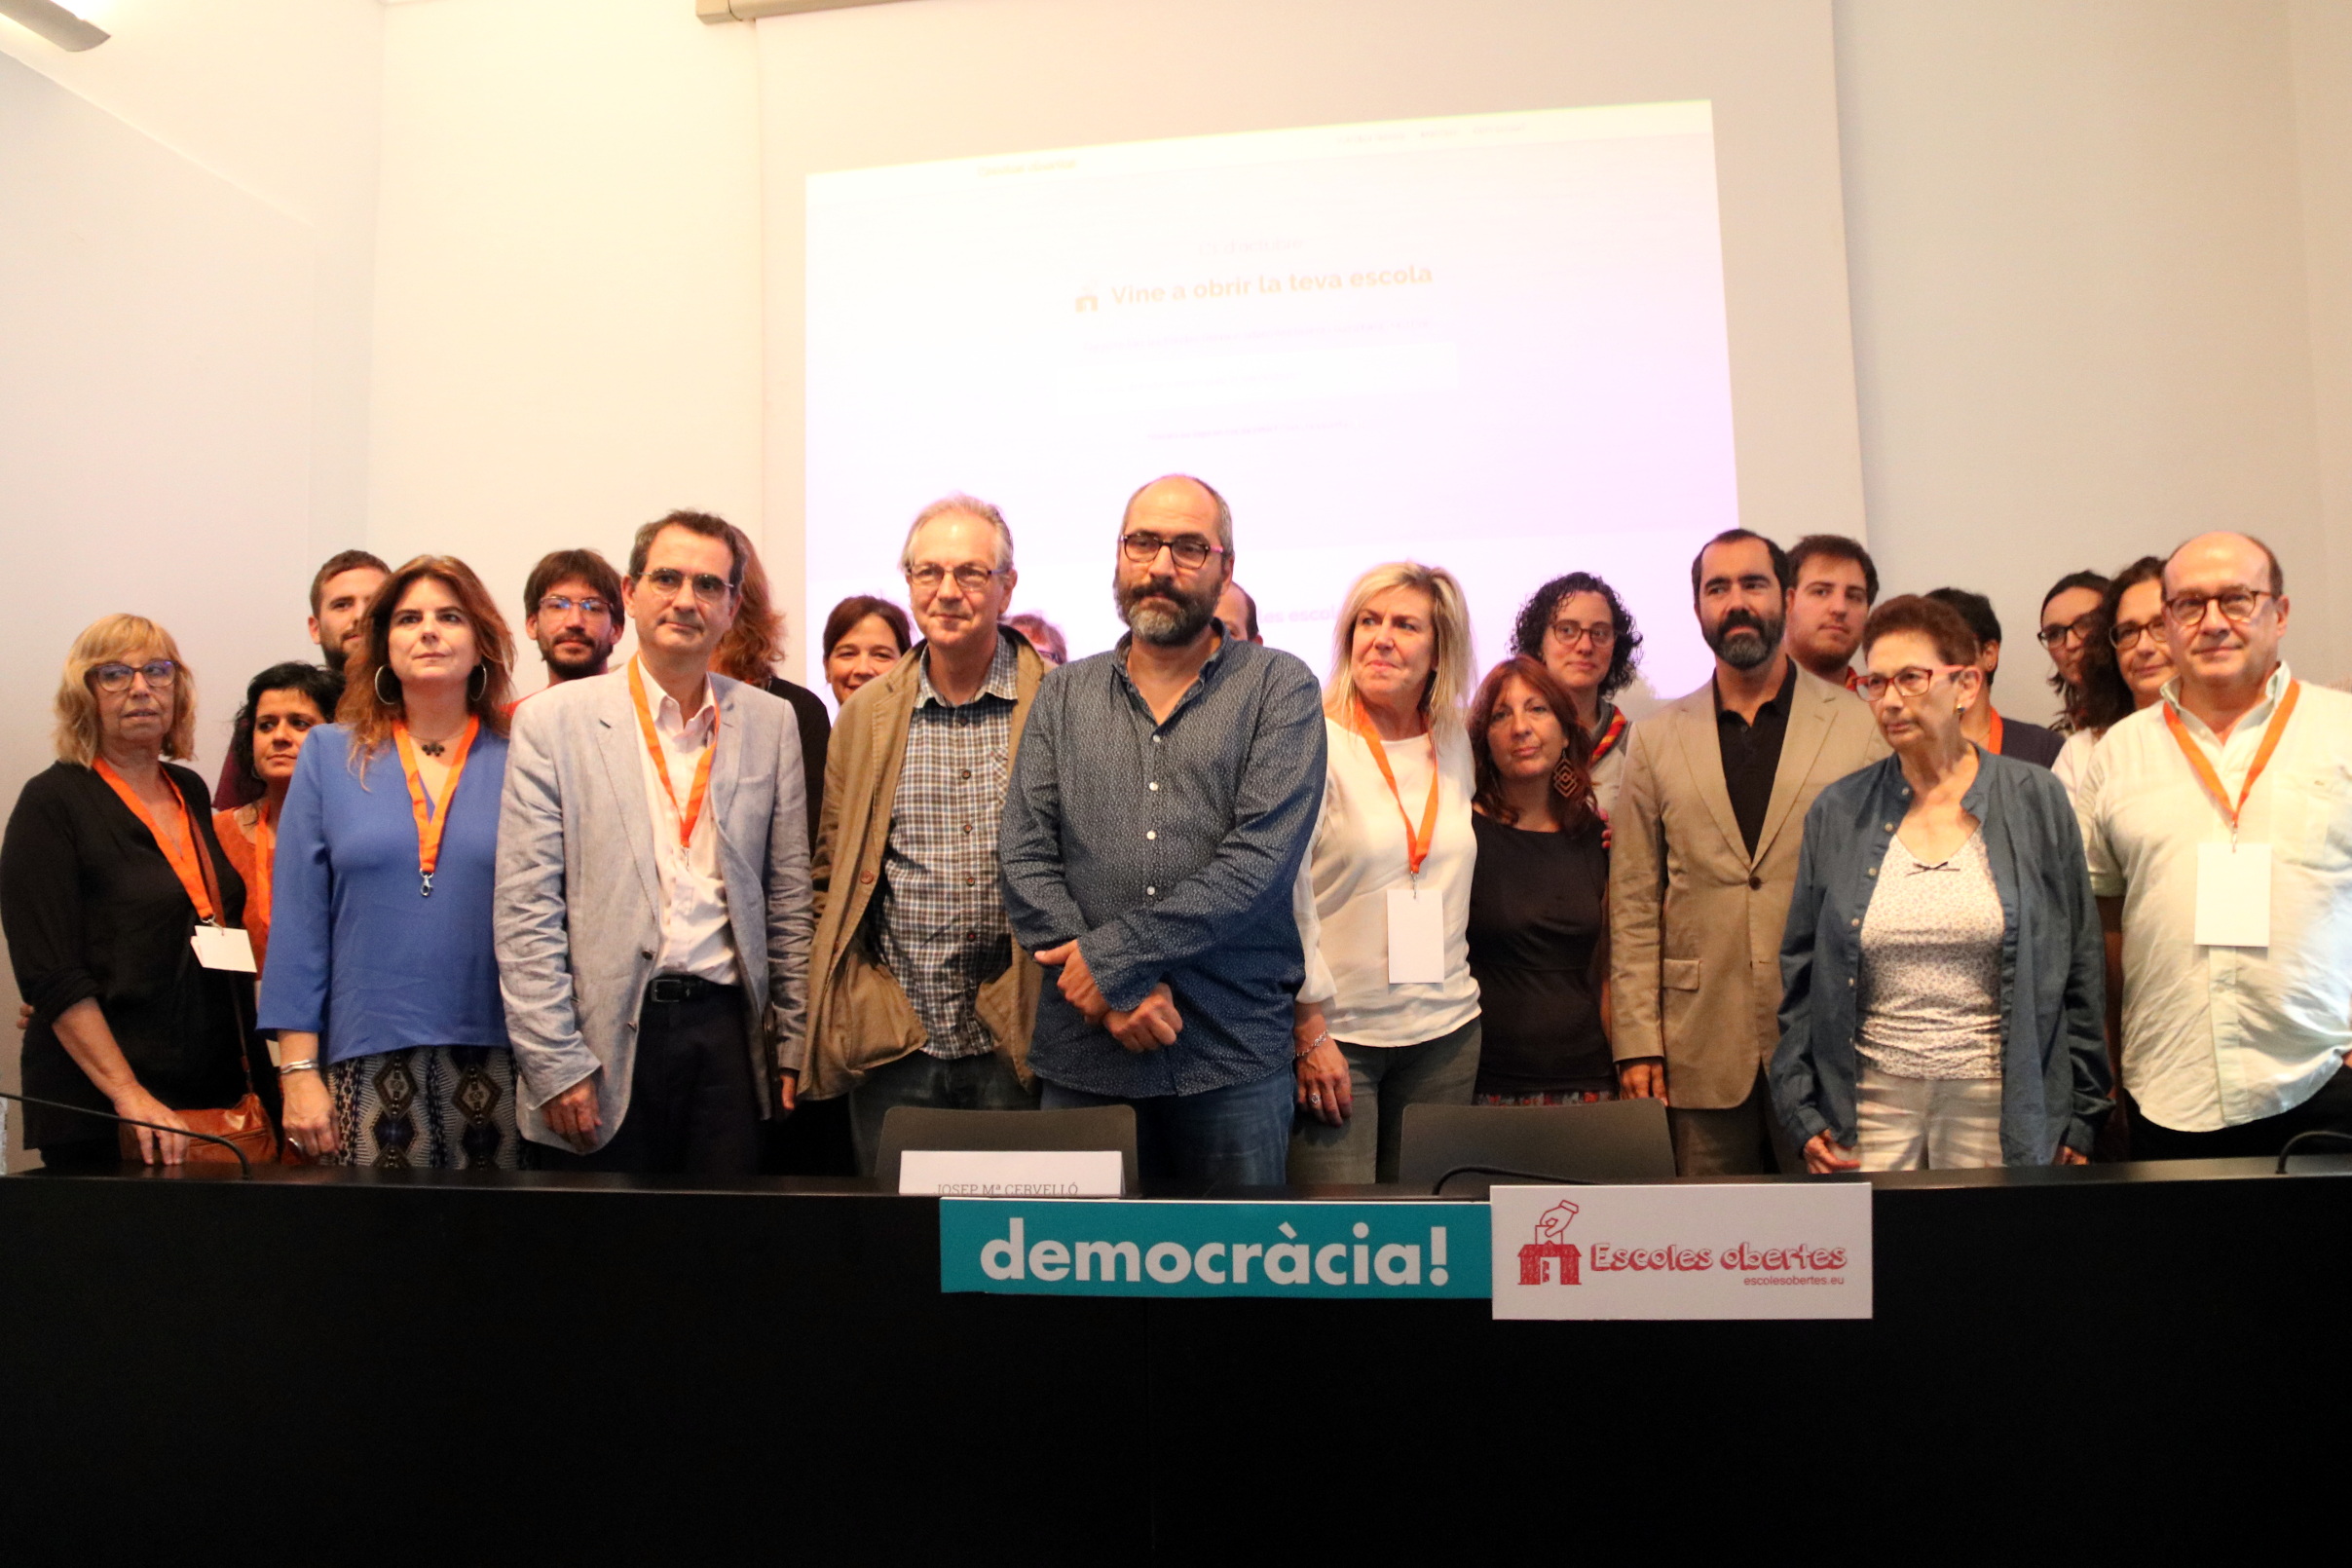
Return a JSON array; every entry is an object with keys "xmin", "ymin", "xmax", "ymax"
[{"xmin": 651, "ymin": 975, "xmax": 692, "ymax": 1004}]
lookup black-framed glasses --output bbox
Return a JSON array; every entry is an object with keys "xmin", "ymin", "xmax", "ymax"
[
  {"xmin": 1854, "ymin": 664, "xmax": 1968, "ymax": 702},
  {"xmin": 537, "ymin": 595, "xmax": 612, "ymax": 618},
  {"xmin": 91, "ymin": 660, "xmax": 177, "ymax": 693},
  {"xmin": 2109, "ymin": 616, "xmax": 2160, "ymax": 651},
  {"xmin": 639, "ymin": 568, "xmax": 737, "ymax": 603},
  {"xmin": 2163, "ymin": 588, "xmax": 2273, "ymax": 628},
  {"xmin": 1120, "ymin": 531, "xmax": 1225, "ymax": 572},
  {"xmin": 1548, "ymin": 618, "xmax": 1617, "ymax": 651},
  {"xmin": 905, "ymin": 563, "xmax": 1003, "ymax": 593},
  {"xmin": 2037, "ymin": 614, "xmax": 2099, "ymax": 649}
]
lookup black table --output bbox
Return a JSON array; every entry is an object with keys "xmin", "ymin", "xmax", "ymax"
[{"xmin": 3, "ymin": 1158, "xmax": 2344, "ymax": 1556}]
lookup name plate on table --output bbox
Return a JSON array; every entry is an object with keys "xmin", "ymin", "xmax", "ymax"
[
  {"xmin": 1490, "ymin": 1183, "xmax": 1872, "ymax": 1320},
  {"xmin": 940, "ymin": 1201, "xmax": 1492, "ymax": 1298},
  {"xmin": 899, "ymin": 1150, "xmax": 1125, "ymax": 1197}
]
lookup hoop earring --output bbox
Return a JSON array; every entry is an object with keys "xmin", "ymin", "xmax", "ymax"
[
  {"xmin": 468, "ymin": 664, "xmax": 489, "ymax": 703},
  {"xmin": 374, "ymin": 665, "xmax": 398, "ymax": 705}
]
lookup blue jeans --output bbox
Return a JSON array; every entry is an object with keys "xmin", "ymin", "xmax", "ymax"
[
  {"xmin": 847, "ymin": 1049, "xmax": 1038, "ymax": 1176},
  {"xmin": 1039, "ymin": 1064, "xmax": 1294, "ymax": 1188}
]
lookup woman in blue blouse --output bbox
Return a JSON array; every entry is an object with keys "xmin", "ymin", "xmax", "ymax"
[
  {"xmin": 260, "ymin": 555, "xmax": 521, "ymax": 1167},
  {"xmin": 1772, "ymin": 595, "xmax": 2109, "ymax": 1171}
]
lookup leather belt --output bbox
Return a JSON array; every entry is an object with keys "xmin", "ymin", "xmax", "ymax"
[{"xmin": 646, "ymin": 974, "xmax": 738, "ymax": 1005}]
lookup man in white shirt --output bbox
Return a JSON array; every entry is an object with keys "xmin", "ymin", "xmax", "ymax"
[
  {"xmin": 2077, "ymin": 532, "xmax": 2352, "ymax": 1158},
  {"xmin": 496, "ymin": 510, "xmax": 813, "ymax": 1174}
]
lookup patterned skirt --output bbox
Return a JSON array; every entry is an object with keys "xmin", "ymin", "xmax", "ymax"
[
  {"xmin": 1475, "ymin": 1088, "xmax": 1618, "ymax": 1107},
  {"xmin": 328, "ymin": 1046, "xmax": 522, "ymax": 1170}
]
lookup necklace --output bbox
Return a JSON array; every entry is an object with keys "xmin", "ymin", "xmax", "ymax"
[{"xmin": 418, "ymin": 739, "xmax": 447, "ymax": 758}]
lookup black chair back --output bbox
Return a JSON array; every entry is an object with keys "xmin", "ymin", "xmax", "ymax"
[{"xmin": 1397, "ymin": 1101, "xmax": 1676, "ymax": 1192}]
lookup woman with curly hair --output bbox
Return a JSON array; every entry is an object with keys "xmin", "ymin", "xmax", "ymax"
[{"xmin": 1512, "ymin": 571, "xmax": 1642, "ymax": 820}]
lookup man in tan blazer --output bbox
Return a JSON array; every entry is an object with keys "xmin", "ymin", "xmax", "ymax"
[
  {"xmin": 785, "ymin": 496, "xmax": 1047, "ymax": 1173},
  {"xmin": 1610, "ymin": 529, "xmax": 1888, "ymax": 1175}
]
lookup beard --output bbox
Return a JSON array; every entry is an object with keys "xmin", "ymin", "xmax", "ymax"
[
  {"xmin": 540, "ymin": 634, "xmax": 609, "ymax": 680},
  {"xmin": 1116, "ymin": 572, "xmax": 1221, "ymax": 648},
  {"xmin": 1705, "ymin": 606, "xmax": 1785, "ymax": 672}
]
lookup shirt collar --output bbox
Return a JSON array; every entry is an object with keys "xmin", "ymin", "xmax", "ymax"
[
  {"xmin": 1112, "ymin": 624, "xmax": 1231, "ymax": 706},
  {"xmin": 633, "ymin": 654, "xmax": 716, "ymax": 733},
  {"xmin": 1712, "ymin": 657, "xmax": 1799, "ymax": 721},
  {"xmin": 2158, "ymin": 659, "xmax": 2293, "ymax": 745},
  {"xmin": 915, "ymin": 630, "xmax": 1020, "ymax": 709}
]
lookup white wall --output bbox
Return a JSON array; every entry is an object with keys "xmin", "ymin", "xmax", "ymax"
[
  {"xmin": 370, "ymin": 0, "xmax": 765, "ymax": 686},
  {"xmin": 1837, "ymin": 0, "xmax": 2351, "ymax": 716}
]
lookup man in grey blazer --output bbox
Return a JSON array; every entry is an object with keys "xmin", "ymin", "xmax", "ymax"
[
  {"xmin": 496, "ymin": 509, "xmax": 813, "ymax": 1174},
  {"xmin": 1610, "ymin": 528, "xmax": 1887, "ymax": 1176}
]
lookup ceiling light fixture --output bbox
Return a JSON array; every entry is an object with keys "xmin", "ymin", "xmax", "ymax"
[{"xmin": 0, "ymin": 0, "xmax": 110, "ymax": 52}]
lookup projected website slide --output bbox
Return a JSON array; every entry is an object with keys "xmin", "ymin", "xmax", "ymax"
[{"xmin": 805, "ymin": 100, "xmax": 1736, "ymax": 703}]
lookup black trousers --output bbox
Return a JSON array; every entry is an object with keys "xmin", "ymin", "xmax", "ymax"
[
  {"xmin": 2131, "ymin": 1064, "xmax": 2352, "ymax": 1161},
  {"xmin": 535, "ymin": 984, "xmax": 761, "ymax": 1176}
]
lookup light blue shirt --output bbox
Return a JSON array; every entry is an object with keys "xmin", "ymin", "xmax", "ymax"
[{"xmin": 258, "ymin": 724, "xmax": 512, "ymax": 1064}]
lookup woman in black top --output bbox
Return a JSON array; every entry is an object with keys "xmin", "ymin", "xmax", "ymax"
[
  {"xmin": 1465, "ymin": 656, "xmax": 1614, "ymax": 1103},
  {"xmin": 2, "ymin": 616, "xmax": 261, "ymax": 1167}
]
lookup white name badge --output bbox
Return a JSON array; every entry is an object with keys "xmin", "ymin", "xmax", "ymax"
[
  {"xmin": 1490, "ymin": 1182, "xmax": 1873, "ymax": 1321},
  {"xmin": 1385, "ymin": 886, "xmax": 1445, "ymax": 985},
  {"xmin": 898, "ymin": 1149, "xmax": 1124, "ymax": 1198},
  {"xmin": 2194, "ymin": 841, "xmax": 2272, "ymax": 949},
  {"xmin": 189, "ymin": 924, "xmax": 257, "ymax": 973}
]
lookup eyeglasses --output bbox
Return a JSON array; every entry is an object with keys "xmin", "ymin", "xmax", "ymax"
[
  {"xmin": 2109, "ymin": 617, "xmax": 2160, "ymax": 651},
  {"xmin": 1548, "ymin": 618, "xmax": 1617, "ymax": 651},
  {"xmin": 2163, "ymin": 588, "xmax": 2273, "ymax": 628},
  {"xmin": 537, "ymin": 595, "xmax": 612, "ymax": 618},
  {"xmin": 1120, "ymin": 531, "xmax": 1226, "ymax": 572},
  {"xmin": 638, "ymin": 568, "xmax": 737, "ymax": 603},
  {"xmin": 91, "ymin": 660, "xmax": 177, "ymax": 693},
  {"xmin": 2037, "ymin": 614, "xmax": 2099, "ymax": 650},
  {"xmin": 905, "ymin": 563, "xmax": 1004, "ymax": 594},
  {"xmin": 1854, "ymin": 664, "xmax": 1968, "ymax": 702}
]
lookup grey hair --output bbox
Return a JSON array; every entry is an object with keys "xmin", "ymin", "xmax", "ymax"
[
  {"xmin": 900, "ymin": 494, "xmax": 1015, "ymax": 574},
  {"xmin": 1121, "ymin": 474, "xmax": 1234, "ymax": 555}
]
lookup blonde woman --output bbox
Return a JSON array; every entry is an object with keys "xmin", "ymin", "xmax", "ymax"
[
  {"xmin": 2, "ymin": 616, "xmax": 264, "ymax": 1167},
  {"xmin": 1290, "ymin": 562, "xmax": 1481, "ymax": 1182}
]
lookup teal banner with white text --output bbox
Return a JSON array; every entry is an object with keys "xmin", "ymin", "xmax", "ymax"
[{"xmin": 939, "ymin": 1200, "xmax": 1491, "ymax": 1298}]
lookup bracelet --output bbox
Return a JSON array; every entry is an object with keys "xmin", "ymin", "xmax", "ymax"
[
  {"xmin": 1292, "ymin": 1030, "xmax": 1331, "ymax": 1061},
  {"xmin": 277, "ymin": 1059, "xmax": 320, "ymax": 1076}
]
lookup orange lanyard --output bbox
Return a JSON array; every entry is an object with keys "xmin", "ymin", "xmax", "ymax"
[
  {"xmin": 392, "ymin": 715, "xmax": 479, "ymax": 897},
  {"xmin": 1350, "ymin": 699, "xmax": 1441, "ymax": 877},
  {"xmin": 2162, "ymin": 680, "xmax": 2300, "ymax": 840},
  {"xmin": 629, "ymin": 660, "xmax": 717, "ymax": 849},
  {"xmin": 249, "ymin": 806, "xmax": 276, "ymax": 930},
  {"xmin": 1587, "ymin": 708, "xmax": 1628, "ymax": 766},
  {"xmin": 1986, "ymin": 707, "xmax": 2005, "ymax": 757},
  {"xmin": 94, "ymin": 759, "xmax": 216, "ymax": 922}
]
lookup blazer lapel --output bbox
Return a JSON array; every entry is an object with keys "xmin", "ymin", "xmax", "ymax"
[
  {"xmin": 708, "ymin": 679, "xmax": 748, "ymax": 871},
  {"xmin": 1669, "ymin": 689, "xmax": 1751, "ymax": 868},
  {"xmin": 594, "ymin": 678, "xmax": 662, "ymax": 914},
  {"xmin": 1754, "ymin": 675, "xmax": 1837, "ymax": 865}
]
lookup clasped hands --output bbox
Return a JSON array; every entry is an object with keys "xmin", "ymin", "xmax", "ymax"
[{"xmin": 1034, "ymin": 941, "xmax": 1182, "ymax": 1054}]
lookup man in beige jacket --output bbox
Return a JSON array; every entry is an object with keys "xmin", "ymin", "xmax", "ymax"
[
  {"xmin": 784, "ymin": 495, "xmax": 1047, "ymax": 1173},
  {"xmin": 1610, "ymin": 529, "xmax": 1887, "ymax": 1175}
]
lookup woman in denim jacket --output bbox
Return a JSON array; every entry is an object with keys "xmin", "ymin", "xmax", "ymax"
[{"xmin": 1772, "ymin": 596, "xmax": 2110, "ymax": 1171}]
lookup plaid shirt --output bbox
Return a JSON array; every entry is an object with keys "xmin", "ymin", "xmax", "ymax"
[{"xmin": 875, "ymin": 636, "xmax": 1021, "ymax": 1059}]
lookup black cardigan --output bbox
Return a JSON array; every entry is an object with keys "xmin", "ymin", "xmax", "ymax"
[
  {"xmin": 762, "ymin": 676, "xmax": 833, "ymax": 849},
  {"xmin": 1, "ymin": 761, "xmax": 262, "ymax": 1153}
]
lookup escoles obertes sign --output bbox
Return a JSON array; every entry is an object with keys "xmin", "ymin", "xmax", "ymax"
[{"xmin": 1489, "ymin": 1183, "xmax": 1872, "ymax": 1320}]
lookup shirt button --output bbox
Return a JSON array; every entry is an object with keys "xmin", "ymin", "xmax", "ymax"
[
  {"xmin": 1146, "ymin": 886, "xmax": 1157, "ymax": 896},
  {"xmin": 1883, "ymin": 823, "xmax": 1894, "ymax": 832},
  {"xmin": 641, "ymin": 950, "xmax": 655, "ymax": 960},
  {"xmin": 1146, "ymin": 831, "xmax": 1157, "ymax": 840},
  {"xmin": 1849, "ymin": 917, "xmax": 1859, "ymax": 928},
  {"xmin": 1848, "ymin": 978, "xmax": 1856, "ymax": 988},
  {"xmin": 1149, "ymin": 782, "xmax": 1160, "ymax": 791},
  {"xmin": 965, "ymin": 875, "xmax": 976, "ymax": 886},
  {"xmin": 1152, "ymin": 735, "xmax": 1162, "ymax": 744},
  {"xmin": 962, "ymin": 823, "xmax": 973, "ymax": 834},
  {"xmin": 1866, "ymin": 866, "xmax": 1878, "ymax": 877},
  {"xmin": 960, "ymin": 769, "xmax": 971, "ymax": 780}
]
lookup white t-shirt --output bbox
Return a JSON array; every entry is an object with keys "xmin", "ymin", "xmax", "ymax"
[
  {"xmin": 2051, "ymin": 727, "xmax": 2099, "ymax": 808},
  {"xmin": 1294, "ymin": 717, "xmax": 1481, "ymax": 1048}
]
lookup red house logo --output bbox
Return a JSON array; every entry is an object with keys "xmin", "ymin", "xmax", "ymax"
[{"xmin": 1518, "ymin": 1200, "xmax": 1582, "ymax": 1286}]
